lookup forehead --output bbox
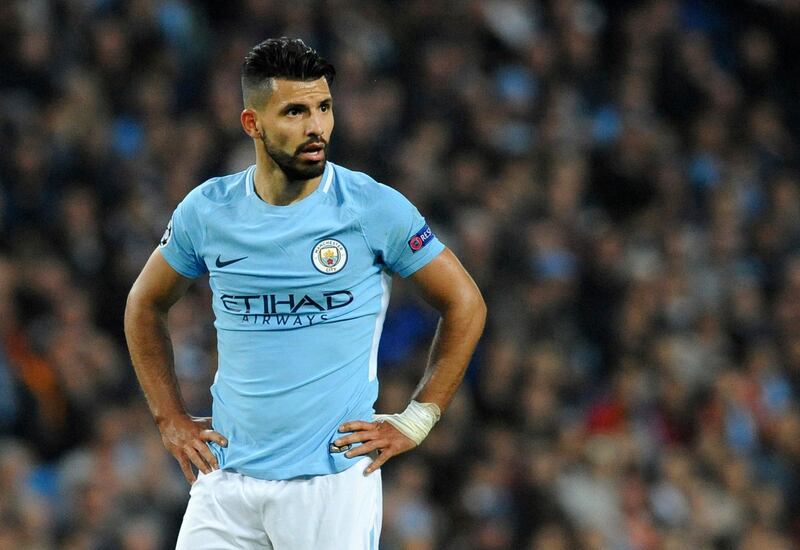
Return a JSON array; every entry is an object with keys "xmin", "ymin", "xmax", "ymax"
[{"xmin": 266, "ymin": 77, "xmax": 331, "ymax": 108}]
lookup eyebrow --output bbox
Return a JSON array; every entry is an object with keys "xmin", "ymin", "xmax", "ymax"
[
  {"xmin": 282, "ymin": 103, "xmax": 308, "ymax": 113},
  {"xmin": 281, "ymin": 98, "xmax": 333, "ymax": 111}
]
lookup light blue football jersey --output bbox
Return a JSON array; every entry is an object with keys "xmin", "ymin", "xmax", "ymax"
[{"xmin": 158, "ymin": 162, "xmax": 444, "ymax": 480}]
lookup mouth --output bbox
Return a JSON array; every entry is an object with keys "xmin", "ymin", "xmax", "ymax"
[{"xmin": 298, "ymin": 142, "xmax": 326, "ymax": 162}]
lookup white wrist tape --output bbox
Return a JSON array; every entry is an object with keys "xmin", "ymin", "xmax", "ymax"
[{"xmin": 375, "ymin": 400, "xmax": 441, "ymax": 446}]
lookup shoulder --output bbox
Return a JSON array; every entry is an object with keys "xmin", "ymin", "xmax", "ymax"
[
  {"xmin": 181, "ymin": 165, "xmax": 252, "ymax": 213},
  {"xmin": 329, "ymin": 163, "xmax": 409, "ymax": 213}
]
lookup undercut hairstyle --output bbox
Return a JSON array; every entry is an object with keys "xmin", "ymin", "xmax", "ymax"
[{"xmin": 241, "ymin": 37, "xmax": 336, "ymax": 108}]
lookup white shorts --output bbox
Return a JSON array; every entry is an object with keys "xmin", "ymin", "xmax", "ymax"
[{"xmin": 175, "ymin": 458, "xmax": 382, "ymax": 550}]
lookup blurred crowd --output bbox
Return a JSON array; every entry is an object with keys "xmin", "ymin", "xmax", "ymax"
[{"xmin": 2, "ymin": 0, "xmax": 800, "ymax": 548}]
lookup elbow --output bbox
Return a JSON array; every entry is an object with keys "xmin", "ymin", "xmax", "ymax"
[
  {"xmin": 125, "ymin": 279, "xmax": 145, "ymax": 315},
  {"xmin": 447, "ymin": 284, "xmax": 486, "ymax": 332},
  {"xmin": 124, "ymin": 283, "xmax": 155, "ymax": 337},
  {"xmin": 124, "ymin": 287, "xmax": 142, "ymax": 337},
  {"xmin": 471, "ymin": 288, "xmax": 487, "ymax": 331}
]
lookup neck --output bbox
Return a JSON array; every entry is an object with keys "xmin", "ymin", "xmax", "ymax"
[{"xmin": 253, "ymin": 146, "xmax": 324, "ymax": 206}]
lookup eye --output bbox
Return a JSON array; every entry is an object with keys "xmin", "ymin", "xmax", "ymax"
[
  {"xmin": 320, "ymin": 103, "xmax": 330, "ymax": 112},
  {"xmin": 287, "ymin": 108, "xmax": 301, "ymax": 117}
]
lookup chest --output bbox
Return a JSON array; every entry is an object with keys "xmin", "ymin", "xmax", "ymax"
[{"xmin": 198, "ymin": 204, "xmax": 374, "ymax": 295}]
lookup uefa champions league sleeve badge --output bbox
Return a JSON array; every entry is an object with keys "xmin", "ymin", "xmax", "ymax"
[
  {"xmin": 311, "ymin": 238, "xmax": 348, "ymax": 274},
  {"xmin": 160, "ymin": 218, "xmax": 173, "ymax": 246}
]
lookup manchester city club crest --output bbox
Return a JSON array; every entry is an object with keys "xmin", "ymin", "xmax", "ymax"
[{"xmin": 311, "ymin": 238, "xmax": 348, "ymax": 274}]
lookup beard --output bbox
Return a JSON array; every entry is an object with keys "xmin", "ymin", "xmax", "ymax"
[{"xmin": 260, "ymin": 132, "xmax": 327, "ymax": 181}]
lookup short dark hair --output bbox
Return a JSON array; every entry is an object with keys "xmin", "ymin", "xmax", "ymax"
[{"xmin": 241, "ymin": 37, "xmax": 336, "ymax": 107}]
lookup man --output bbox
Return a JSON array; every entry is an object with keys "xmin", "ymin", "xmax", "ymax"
[{"xmin": 124, "ymin": 37, "xmax": 485, "ymax": 549}]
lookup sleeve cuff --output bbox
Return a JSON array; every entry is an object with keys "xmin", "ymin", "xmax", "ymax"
[
  {"xmin": 395, "ymin": 239, "xmax": 446, "ymax": 278},
  {"xmin": 158, "ymin": 247, "xmax": 204, "ymax": 279}
]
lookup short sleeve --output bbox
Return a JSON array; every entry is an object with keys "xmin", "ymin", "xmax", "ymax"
[
  {"xmin": 361, "ymin": 184, "xmax": 445, "ymax": 278},
  {"xmin": 158, "ymin": 199, "xmax": 207, "ymax": 278}
]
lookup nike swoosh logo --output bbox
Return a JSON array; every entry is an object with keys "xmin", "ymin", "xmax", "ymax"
[{"xmin": 215, "ymin": 255, "xmax": 248, "ymax": 268}]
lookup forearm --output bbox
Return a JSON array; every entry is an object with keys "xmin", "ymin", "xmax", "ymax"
[
  {"xmin": 124, "ymin": 295, "xmax": 186, "ymax": 424},
  {"xmin": 413, "ymin": 295, "xmax": 486, "ymax": 413}
]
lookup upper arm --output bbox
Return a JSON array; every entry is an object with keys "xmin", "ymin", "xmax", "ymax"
[
  {"xmin": 127, "ymin": 248, "xmax": 194, "ymax": 312},
  {"xmin": 158, "ymin": 198, "xmax": 208, "ymax": 279},
  {"xmin": 359, "ymin": 182, "xmax": 444, "ymax": 277},
  {"xmin": 408, "ymin": 247, "xmax": 485, "ymax": 314}
]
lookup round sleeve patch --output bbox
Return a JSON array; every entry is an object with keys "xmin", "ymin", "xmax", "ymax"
[{"xmin": 159, "ymin": 218, "xmax": 173, "ymax": 247}]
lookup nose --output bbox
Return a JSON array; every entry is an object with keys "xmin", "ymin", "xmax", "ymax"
[{"xmin": 306, "ymin": 111, "xmax": 325, "ymax": 138}]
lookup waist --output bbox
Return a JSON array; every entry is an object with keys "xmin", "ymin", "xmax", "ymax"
[
  {"xmin": 208, "ymin": 326, "xmax": 378, "ymax": 477},
  {"xmin": 210, "ymin": 385, "xmax": 376, "ymax": 480}
]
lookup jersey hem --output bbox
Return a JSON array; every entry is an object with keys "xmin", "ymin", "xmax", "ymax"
[{"xmin": 226, "ymin": 457, "xmax": 361, "ymax": 481}]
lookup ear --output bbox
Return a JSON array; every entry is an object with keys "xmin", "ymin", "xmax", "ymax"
[{"xmin": 241, "ymin": 109, "xmax": 261, "ymax": 139}]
